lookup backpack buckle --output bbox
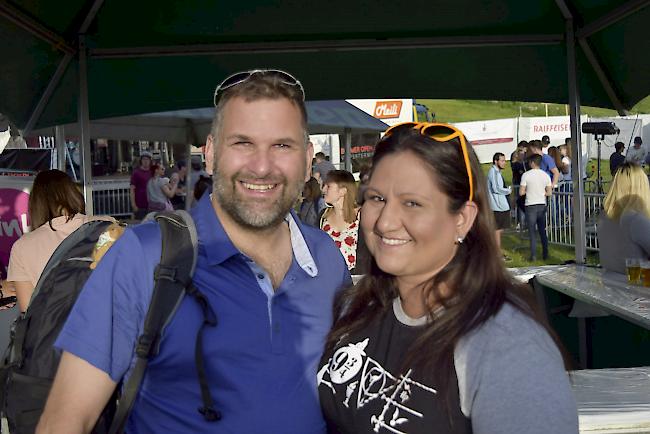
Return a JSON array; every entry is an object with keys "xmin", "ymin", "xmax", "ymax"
[
  {"xmin": 154, "ymin": 265, "xmax": 177, "ymax": 282},
  {"xmin": 135, "ymin": 334, "xmax": 157, "ymax": 358}
]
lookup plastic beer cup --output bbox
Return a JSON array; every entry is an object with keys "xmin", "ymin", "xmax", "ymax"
[
  {"xmin": 640, "ymin": 260, "xmax": 650, "ymax": 288},
  {"xmin": 626, "ymin": 258, "xmax": 641, "ymax": 284}
]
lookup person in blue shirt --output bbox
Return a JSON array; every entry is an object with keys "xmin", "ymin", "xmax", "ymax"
[
  {"xmin": 37, "ymin": 70, "xmax": 351, "ymax": 434},
  {"xmin": 528, "ymin": 140, "xmax": 560, "ymax": 187},
  {"xmin": 487, "ymin": 152, "xmax": 511, "ymax": 256}
]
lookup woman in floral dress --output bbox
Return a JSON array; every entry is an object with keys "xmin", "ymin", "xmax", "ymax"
[{"xmin": 320, "ymin": 170, "xmax": 359, "ymax": 270}]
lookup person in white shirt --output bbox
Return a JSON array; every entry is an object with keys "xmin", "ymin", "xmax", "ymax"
[
  {"xmin": 626, "ymin": 136, "xmax": 646, "ymax": 165},
  {"xmin": 519, "ymin": 154, "xmax": 553, "ymax": 261}
]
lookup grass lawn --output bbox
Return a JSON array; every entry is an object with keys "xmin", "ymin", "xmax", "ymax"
[
  {"xmin": 416, "ymin": 96, "xmax": 650, "ymax": 123},
  {"xmin": 500, "ymin": 229, "xmax": 600, "ymax": 268},
  {"xmin": 479, "ymin": 161, "xmax": 606, "ymax": 267}
]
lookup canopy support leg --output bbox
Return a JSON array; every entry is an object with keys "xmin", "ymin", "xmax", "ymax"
[
  {"xmin": 78, "ymin": 35, "xmax": 94, "ymax": 215},
  {"xmin": 55, "ymin": 125, "xmax": 66, "ymax": 172},
  {"xmin": 566, "ymin": 19, "xmax": 587, "ymax": 264},
  {"xmin": 344, "ymin": 128, "xmax": 352, "ymax": 172}
]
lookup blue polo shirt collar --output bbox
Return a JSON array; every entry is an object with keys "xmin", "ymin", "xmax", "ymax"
[{"xmin": 192, "ymin": 194, "xmax": 319, "ymax": 277}]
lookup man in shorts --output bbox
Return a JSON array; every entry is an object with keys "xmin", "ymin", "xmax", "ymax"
[{"xmin": 487, "ymin": 152, "xmax": 512, "ymax": 258}]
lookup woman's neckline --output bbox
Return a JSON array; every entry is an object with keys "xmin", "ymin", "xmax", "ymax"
[
  {"xmin": 392, "ymin": 297, "xmax": 429, "ymax": 327},
  {"xmin": 392, "ymin": 296, "xmax": 447, "ymax": 327}
]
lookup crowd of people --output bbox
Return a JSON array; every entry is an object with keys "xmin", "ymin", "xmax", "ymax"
[
  {"xmin": 488, "ymin": 133, "xmax": 648, "ymax": 263},
  {"xmin": 489, "ymin": 136, "xmax": 573, "ymax": 261},
  {"xmin": 10, "ymin": 68, "xmax": 636, "ymax": 434},
  {"xmin": 129, "ymin": 153, "xmax": 211, "ymax": 217}
]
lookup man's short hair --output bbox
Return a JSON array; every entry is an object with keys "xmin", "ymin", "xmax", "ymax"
[
  {"xmin": 615, "ymin": 141, "xmax": 625, "ymax": 152},
  {"xmin": 541, "ymin": 135, "xmax": 550, "ymax": 145},
  {"xmin": 315, "ymin": 152, "xmax": 326, "ymax": 160},
  {"xmin": 634, "ymin": 136, "xmax": 643, "ymax": 145},
  {"xmin": 527, "ymin": 154, "xmax": 542, "ymax": 168},
  {"xmin": 493, "ymin": 152, "xmax": 505, "ymax": 164},
  {"xmin": 176, "ymin": 159, "xmax": 187, "ymax": 169},
  {"xmin": 211, "ymin": 70, "xmax": 309, "ymax": 145},
  {"xmin": 528, "ymin": 140, "xmax": 543, "ymax": 152}
]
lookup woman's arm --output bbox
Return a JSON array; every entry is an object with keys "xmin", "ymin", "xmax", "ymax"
[
  {"xmin": 623, "ymin": 212, "xmax": 650, "ymax": 257},
  {"xmin": 12, "ymin": 280, "xmax": 34, "ymax": 312},
  {"xmin": 160, "ymin": 177, "xmax": 178, "ymax": 198},
  {"xmin": 457, "ymin": 312, "xmax": 578, "ymax": 434}
]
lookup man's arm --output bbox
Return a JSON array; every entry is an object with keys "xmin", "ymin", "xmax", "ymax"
[
  {"xmin": 488, "ymin": 169, "xmax": 511, "ymax": 195},
  {"xmin": 519, "ymin": 184, "xmax": 526, "ymax": 197},
  {"xmin": 550, "ymin": 167, "xmax": 560, "ymax": 187},
  {"xmin": 36, "ymin": 352, "xmax": 117, "ymax": 434},
  {"xmin": 545, "ymin": 184, "xmax": 553, "ymax": 196}
]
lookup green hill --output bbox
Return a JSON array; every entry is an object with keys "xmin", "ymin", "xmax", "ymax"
[{"xmin": 416, "ymin": 95, "xmax": 650, "ymax": 123}]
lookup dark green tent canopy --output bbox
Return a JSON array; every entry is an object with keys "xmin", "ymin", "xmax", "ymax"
[{"xmin": 1, "ymin": 0, "xmax": 649, "ymax": 131}]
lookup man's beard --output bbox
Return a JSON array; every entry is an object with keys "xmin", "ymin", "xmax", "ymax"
[{"xmin": 213, "ymin": 169, "xmax": 303, "ymax": 230}]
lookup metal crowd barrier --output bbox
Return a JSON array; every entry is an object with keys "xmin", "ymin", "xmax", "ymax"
[
  {"xmin": 92, "ymin": 179, "xmax": 132, "ymax": 218},
  {"xmin": 512, "ymin": 183, "xmax": 606, "ymax": 252}
]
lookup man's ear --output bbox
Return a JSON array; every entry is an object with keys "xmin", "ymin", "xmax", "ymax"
[
  {"xmin": 204, "ymin": 134, "xmax": 215, "ymax": 175},
  {"xmin": 456, "ymin": 201, "xmax": 478, "ymax": 239},
  {"xmin": 305, "ymin": 141, "xmax": 314, "ymax": 182}
]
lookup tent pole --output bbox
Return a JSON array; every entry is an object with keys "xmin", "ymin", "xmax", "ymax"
[
  {"xmin": 185, "ymin": 142, "xmax": 193, "ymax": 210},
  {"xmin": 23, "ymin": 54, "xmax": 74, "ymax": 136},
  {"xmin": 565, "ymin": 19, "xmax": 587, "ymax": 264},
  {"xmin": 185, "ymin": 118, "xmax": 198, "ymax": 210},
  {"xmin": 577, "ymin": 0, "xmax": 650, "ymax": 39},
  {"xmin": 577, "ymin": 40, "xmax": 628, "ymax": 115},
  {"xmin": 344, "ymin": 128, "xmax": 352, "ymax": 172},
  {"xmin": 55, "ymin": 125, "xmax": 66, "ymax": 171},
  {"xmin": 90, "ymin": 34, "xmax": 563, "ymax": 59},
  {"xmin": 78, "ymin": 35, "xmax": 94, "ymax": 215},
  {"xmin": 0, "ymin": 2, "xmax": 75, "ymax": 54}
]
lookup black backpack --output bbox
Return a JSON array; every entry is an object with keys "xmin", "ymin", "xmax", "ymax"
[{"xmin": 0, "ymin": 211, "xmax": 216, "ymax": 434}]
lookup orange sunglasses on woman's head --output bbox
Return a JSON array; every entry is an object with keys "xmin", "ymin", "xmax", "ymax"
[{"xmin": 383, "ymin": 122, "xmax": 474, "ymax": 202}]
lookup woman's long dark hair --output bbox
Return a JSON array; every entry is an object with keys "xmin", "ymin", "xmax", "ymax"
[
  {"xmin": 28, "ymin": 169, "xmax": 85, "ymax": 230},
  {"xmin": 325, "ymin": 128, "xmax": 565, "ymax": 405}
]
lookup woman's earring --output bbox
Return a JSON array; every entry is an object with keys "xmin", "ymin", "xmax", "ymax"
[{"xmin": 454, "ymin": 236, "xmax": 464, "ymax": 245}]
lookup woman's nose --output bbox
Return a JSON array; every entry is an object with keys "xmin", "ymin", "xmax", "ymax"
[{"xmin": 374, "ymin": 200, "xmax": 400, "ymax": 233}]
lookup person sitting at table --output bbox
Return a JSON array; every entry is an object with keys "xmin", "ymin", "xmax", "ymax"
[
  {"xmin": 598, "ymin": 163, "xmax": 650, "ymax": 274},
  {"xmin": 318, "ymin": 122, "xmax": 578, "ymax": 434}
]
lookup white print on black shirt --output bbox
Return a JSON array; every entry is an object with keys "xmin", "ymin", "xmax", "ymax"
[{"xmin": 318, "ymin": 338, "xmax": 438, "ymax": 434}]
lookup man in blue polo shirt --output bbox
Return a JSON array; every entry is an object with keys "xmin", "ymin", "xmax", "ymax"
[
  {"xmin": 528, "ymin": 140, "xmax": 560, "ymax": 188},
  {"xmin": 37, "ymin": 70, "xmax": 350, "ymax": 434}
]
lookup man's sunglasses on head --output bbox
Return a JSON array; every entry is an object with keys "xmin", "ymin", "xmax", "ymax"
[{"xmin": 213, "ymin": 69, "xmax": 305, "ymax": 106}]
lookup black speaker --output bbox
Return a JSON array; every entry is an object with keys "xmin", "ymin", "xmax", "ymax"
[{"xmin": 581, "ymin": 122, "xmax": 619, "ymax": 135}]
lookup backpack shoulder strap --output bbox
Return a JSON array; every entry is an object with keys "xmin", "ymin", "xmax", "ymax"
[
  {"xmin": 27, "ymin": 219, "xmax": 114, "ymax": 311},
  {"xmin": 108, "ymin": 210, "xmax": 198, "ymax": 434}
]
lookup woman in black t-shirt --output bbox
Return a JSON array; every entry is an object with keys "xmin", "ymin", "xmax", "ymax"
[{"xmin": 318, "ymin": 123, "xmax": 578, "ymax": 434}]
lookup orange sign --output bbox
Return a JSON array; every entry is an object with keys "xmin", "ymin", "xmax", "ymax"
[{"xmin": 373, "ymin": 100, "xmax": 403, "ymax": 119}]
